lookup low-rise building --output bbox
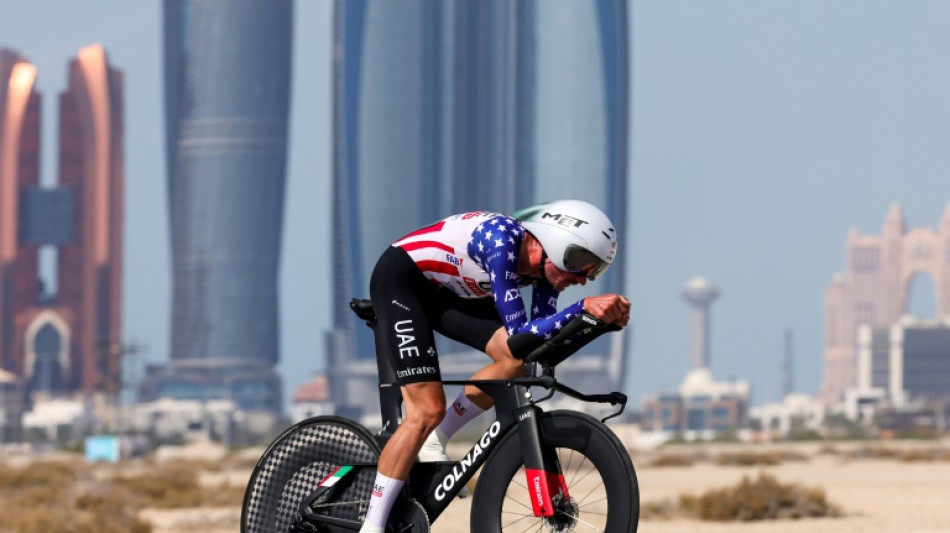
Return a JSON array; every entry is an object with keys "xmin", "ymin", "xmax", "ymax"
[
  {"xmin": 642, "ymin": 368, "xmax": 750, "ymax": 439},
  {"xmin": 750, "ymin": 393, "xmax": 825, "ymax": 438},
  {"xmin": 857, "ymin": 316, "xmax": 950, "ymax": 407},
  {"xmin": 0, "ymin": 369, "xmax": 26, "ymax": 441},
  {"xmin": 291, "ymin": 374, "xmax": 334, "ymax": 422}
]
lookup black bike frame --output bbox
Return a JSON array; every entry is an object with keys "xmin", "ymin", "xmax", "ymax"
[
  {"xmin": 296, "ymin": 385, "xmax": 554, "ymax": 530},
  {"xmin": 355, "ymin": 300, "xmax": 569, "ymax": 523},
  {"xmin": 301, "ymin": 299, "xmax": 626, "ymax": 531}
]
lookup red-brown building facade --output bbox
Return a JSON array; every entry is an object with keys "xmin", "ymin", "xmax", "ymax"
[{"xmin": 0, "ymin": 44, "xmax": 123, "ymax": 397}]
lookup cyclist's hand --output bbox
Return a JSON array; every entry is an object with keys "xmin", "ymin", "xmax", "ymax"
[{"xmin": 583, "ymin": 294, "xmax": 630, "ymax": 327}]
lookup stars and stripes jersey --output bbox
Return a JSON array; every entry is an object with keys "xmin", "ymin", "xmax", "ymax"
[{"xmin": 392, "ymin": 211, "xmax": 585, "ymax": 339}]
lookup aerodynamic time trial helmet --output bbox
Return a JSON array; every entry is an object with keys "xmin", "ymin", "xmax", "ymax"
[{"xmin": 514, "ymin": 199, "xmax": 617, "ymax": 281}]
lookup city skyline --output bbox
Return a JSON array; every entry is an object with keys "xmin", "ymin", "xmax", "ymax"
[
  {"xmin": 328, "ymin": 0, "xmax": 629, "ymax": 416},
  {"xmin": 1, "ymin": 1, "xmax": 949, "ymax": 411}
]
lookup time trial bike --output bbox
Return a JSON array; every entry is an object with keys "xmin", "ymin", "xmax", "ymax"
[{"xmin": 241, "ymin": 298, "xmax": 639, "ymax": 532}]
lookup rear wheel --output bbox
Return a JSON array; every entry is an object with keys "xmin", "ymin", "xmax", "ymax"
[
  {"xmin": 471, "ymin": 411, "xmax": 638, "ymax": 532},
  {"xmin": 241, "ymin": 416, "xmax": 380, "ymax": 533}
]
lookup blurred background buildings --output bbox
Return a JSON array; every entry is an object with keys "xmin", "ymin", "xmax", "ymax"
[
  {"xmin": 0, "ymin": 1, "xmax": 948, "ymax": 447},
  {"xmin": 823, "ymin": 204, "xmax": 950, "ymax": 403},
  {"xmin": 140, "ymin": 0, "xmax": 294, "ymax": 417},
  {"xmin": 1, "ymin": 45, "xmax": 124, "ymax": 441}
]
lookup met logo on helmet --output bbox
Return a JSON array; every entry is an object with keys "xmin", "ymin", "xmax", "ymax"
[{"xmin": 541, "ymin": 212, "xmax": 588, "ymax": 228}]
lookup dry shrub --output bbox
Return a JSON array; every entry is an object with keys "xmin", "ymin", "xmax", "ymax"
[
  {"xmin": 0, "ymin": 460, "xmax": 151, "ymax": 533},
  {"xmin": 640, "ymin": 498, "xmax": 680, "ymax": 519},
  {"xmin": 0, "ymin": 458, "xmax": 245, "ymax": 533},
  {"xmin": 679, "ymin": 472, "xmax": 842, "ymax": 521},
  {"xmin": 649, "ymin": 453, "xmax": 696, "ymax": 467},
  {"xmin": 0, "ymin": 459, "xmax": 81, "ymax": 490},
  {"xmin": 849, "ymin": 446, "xmax": 901, "ymax": 459},
  {"xmin": 114, "ymin": 461, "xmax": 245, "ymax": 508},
  {"xmin": 844, "ymin": 446, "xmax": 949, "ymax": 462},
  {"xmin": 227, "ymin": 452, "xmax": 265, "ymax": 471},
  {"xmin": 903, "ymin": 448, "xmax": 950, "ymax": 461},
  {"xmin": 816, "ymin": 444, "xmax": 840, "ymax": 456},
  {"xmin": 715, "ymin": 450, "xmax": 807, "ymax": 466}
]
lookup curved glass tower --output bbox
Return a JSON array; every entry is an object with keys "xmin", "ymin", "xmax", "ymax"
[
  {"xmin": 159, "ymin": 0, "xmax": 293, "ymax": 413},
  {"xmin": 525, "ymin": 0, "xmax": 629, "ymax": 302},
  {"xmin": 330, "ymin": 0, "xmax": 628, "ymax": 416}
]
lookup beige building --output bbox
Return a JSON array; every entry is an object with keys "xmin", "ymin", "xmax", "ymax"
[
  {"xmin": 641, "ymin": 368, "xmax": 750, "ymax": 437},
  {"xmin": 824, "ymin": 203, "xmax": 950, "ymax": 403}
]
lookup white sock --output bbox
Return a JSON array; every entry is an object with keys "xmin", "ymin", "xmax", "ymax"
[
  {"xmin": 438, "ymin": 391, "xmax": 487, "ymax": 442},
  {"xmin": 361, "ymin": 472, "xmax": 404, "ymax": 531}
]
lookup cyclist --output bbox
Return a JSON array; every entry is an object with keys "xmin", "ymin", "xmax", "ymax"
[{"xmin": 359, "ymin": 199, "xmax": 630, "ymax": 533}]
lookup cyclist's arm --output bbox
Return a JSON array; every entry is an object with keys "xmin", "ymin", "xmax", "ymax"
[
  {"xmin": 526, "ymin": 280, "xmax": 584, "ymax": 339},
  {"xmin": 472, "ymin": 219, "xmax": 584, "ymax": 338}
]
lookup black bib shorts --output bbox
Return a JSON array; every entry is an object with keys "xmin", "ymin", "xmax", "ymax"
[{"xmin": 369, "ymin": 245, "xmax": 504, "ymax": 385}]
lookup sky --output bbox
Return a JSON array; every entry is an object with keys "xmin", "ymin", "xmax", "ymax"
[{"xmin": 2, "ymin": 0, "xmax": 948, "ymax": 411}]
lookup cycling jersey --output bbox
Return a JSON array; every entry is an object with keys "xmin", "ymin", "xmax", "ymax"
[{"xmin": 392, "ymin": 211, "xmax": 584, "ymax": 340}]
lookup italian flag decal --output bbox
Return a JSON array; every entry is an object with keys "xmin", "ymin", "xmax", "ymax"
[{"xmin": 318, "ymin": 465, "xmax": 353, "ymax": 487}]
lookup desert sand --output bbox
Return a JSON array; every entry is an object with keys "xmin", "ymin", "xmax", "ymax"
[
  {"xmin": 144, "ymin": 440, "xmax": 950, "ymax": 533},
  {"xmin": 424, "ymin": 453, "xmax": 950, "ymax": 533}
]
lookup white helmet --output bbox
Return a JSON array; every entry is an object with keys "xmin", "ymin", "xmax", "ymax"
[{"xmin": 514, "ymin": 199, "xmax": 617, "ymax": 280}]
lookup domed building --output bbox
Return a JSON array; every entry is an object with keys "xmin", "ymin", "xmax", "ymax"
[
  {"xmin": 641, "ymin": 277, "xmax": 750, "ymax": 439},
  {"xmin": 641, "ymin": 368, "xmax": 750, "ymax": 438}
]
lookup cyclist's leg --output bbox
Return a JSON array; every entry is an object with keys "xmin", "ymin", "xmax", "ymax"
[
  {"xmin": 364, "ymin": 246, "xmax": 446, "ymax": 531},
  {"xmin": 465, "ymin": 326, "xmax": 525, "ymax": 408},
  {"xmin": 422, "ymin": 327, "xmax": 521, "ymax": 466},
  {"xmin": 376, "ymin": 382, "xmax": 446, "ymax": 479},
  {"xmin": 433, "ymin": 299, "xmax": 523, "ymax": 411},
  {"xmin": 362, "ymin": 382, "xmax": 445, "ymax": 532}
]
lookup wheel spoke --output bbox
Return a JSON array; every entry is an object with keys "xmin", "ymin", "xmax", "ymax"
[
  {"xmin": 575, "ymin": 475, "xmax": 606, "ymax": 506},
  {"xmin": 501, "ymin": 512, "xmax": 537, "ymax": 530},
  {"xmin": 569, "ymin": 513, "xmax": 606, "ymax": 532},
  {"xmin": 504, "ymin": 493, "xmax": 534, "ymax": 513},
  {"xmin": 577, "ymin": 493, "xmax": 609, "ymax": 511},
  {"xmin": 486, "ymin": 416, "xmax": 636, "ymax": 533},
  {"xmin": 562, "ymin": 449, "xmax": 581, "ymax": 487}
]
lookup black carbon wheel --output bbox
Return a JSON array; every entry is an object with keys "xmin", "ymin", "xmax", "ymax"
[
  {"xmin": 471, "ymin": 411, "xmax": 639, "ymax": 533},
  {"xmin": 242, "ymin": 416, "xmax": 381, "ymax": 533}
]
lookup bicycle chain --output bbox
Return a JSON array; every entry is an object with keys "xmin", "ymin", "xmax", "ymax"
[
  {"xmin": 309, "ymin": 499, "xmax": 369, "ymax": 510},
  {"xmin": 291, "ymin": 500, "xmax": 369, "ymax": 532}
]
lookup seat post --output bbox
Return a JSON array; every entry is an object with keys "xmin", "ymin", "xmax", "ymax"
[
  {"xmin": 371, "ymin": 320, "xmax": 404, "ymax": 438},
  {"xmin": 350, "ymin": 298, "xmax": 403, "ymax": 440}
]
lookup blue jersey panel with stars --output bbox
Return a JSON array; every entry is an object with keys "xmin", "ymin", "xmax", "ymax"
[{"xmin": 466, "ymin": 215, "xmax": 585, "ymax": 339}]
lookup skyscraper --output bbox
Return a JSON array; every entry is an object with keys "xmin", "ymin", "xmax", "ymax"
[
  {"xmin": 329, "ymin": 0, "xmax": 629, "ymax": 415},
  {"xmin": 54, "ymin": 45, "xmax": 125, "ymax": 394},
  {"xmin": 156, "ymin": 0, "xmax": 293, "ymax": 413},
  {"xmin": 0, "ymin": 48, "xmax": 40, "ymax": 382},
  {"xmin": 1, "ymin": 45, "xmax": 124, "ymax": 396}
]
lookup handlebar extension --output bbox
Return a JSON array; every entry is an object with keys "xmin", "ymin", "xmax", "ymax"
[{"xmin": 508, "ymin": 312, "xmax": 621, "ymax": 366}]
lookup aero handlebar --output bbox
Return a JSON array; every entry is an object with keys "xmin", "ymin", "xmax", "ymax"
[{"xmin": 508, "ymin": 312, "xmax": 621, "ymax": 367}]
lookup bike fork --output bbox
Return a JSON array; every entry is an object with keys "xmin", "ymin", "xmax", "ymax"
[{"xmin": 514, "ymin": 405, "xmax": 567, "ymax": 518}]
